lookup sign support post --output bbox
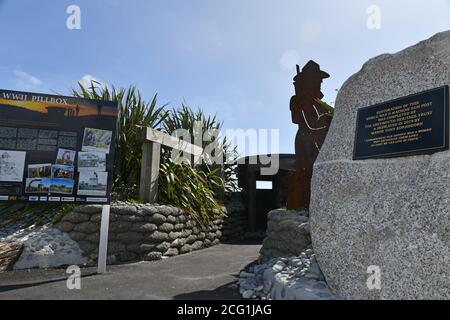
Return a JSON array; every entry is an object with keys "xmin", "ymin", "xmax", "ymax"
[{"xmin": 97, "ymin": 204, "xmax": 111, "ymax": 274}]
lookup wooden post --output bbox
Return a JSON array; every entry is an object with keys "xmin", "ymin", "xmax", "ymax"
[
  {"xmin": 97, "ymin": 204, "xmax": 110, "ymax": 274},
  {"xmin": 137, "ymin": 126, "xmax": 204, "ymax": 203},
  {"xmin": 248, "ymin": 171, "xmax": 257, "ymax": 232},
  {"xmin": 139, "ymin": 141, "xmax": 161, "ymax": 203}
]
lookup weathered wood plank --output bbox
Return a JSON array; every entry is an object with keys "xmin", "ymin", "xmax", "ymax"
[
  {"xmin": 139, "ymin": 126, "xmax": 203, "ymax": 156},
  {"xmin": 138, "ymin": 126, "xmax": 204, "ymax": 203},
  {"xmin": 139, "ymin": 141, "xmax": 161, "ymax": 203}
]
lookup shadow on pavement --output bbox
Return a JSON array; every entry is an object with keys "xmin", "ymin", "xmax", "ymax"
[
  {"xmin": 173, "ymin": 280, "xmax": 243, "ymax": 300},
  {"xmin": 0, "ymin": 272, "xmax": 97, "ymax": 293},
  {"xmin": 221, "ymin": 238, "xmax": 264, "ymax": 246}
]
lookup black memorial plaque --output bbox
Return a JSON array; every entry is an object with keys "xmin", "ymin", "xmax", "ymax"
[
  {"xmin": 354, "ymin": 86, "xmax": 449, "ymax": 160},
  {"xmin": 0, "ymin": 89, "xmax": 118, "ymax": 204}
]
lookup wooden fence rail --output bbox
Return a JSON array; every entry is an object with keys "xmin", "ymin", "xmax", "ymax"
[{"xmin": 137, "ymin": 126, "xmax": 203, "ymax": 203}]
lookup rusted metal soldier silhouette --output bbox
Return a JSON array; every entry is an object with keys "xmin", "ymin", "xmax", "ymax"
[{"xmin": 287, "ymin": 60, "xmax": 333, "ymax": 210}]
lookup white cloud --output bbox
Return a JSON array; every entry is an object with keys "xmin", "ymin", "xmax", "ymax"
[
  {"xmin": 14, "ymin": 69, "xmax": 42, "ymax": 87},
  {"xmin": 78, "ymin": 74, "xmax": 106, "ymax": 88}
]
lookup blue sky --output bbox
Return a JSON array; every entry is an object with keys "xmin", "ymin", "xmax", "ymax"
[{"xmin": 1, "ymin": 0, "xmax": 449, "ymax": 156}]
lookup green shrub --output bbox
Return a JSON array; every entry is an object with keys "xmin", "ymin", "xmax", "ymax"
[
  {"xmin": 72, "ymin": 81, "xmax": 167, "ymax": 199},
  {"xmin": 72, "ymin": 82, "xmax": 235, "ymax": 224},
  {"xmin": 158, "ymin": 159, "xmax": 225, "ymax": 225},
  {"xmin": 162, "ymin": 103, "xmax": 239, "ymax": 193}
]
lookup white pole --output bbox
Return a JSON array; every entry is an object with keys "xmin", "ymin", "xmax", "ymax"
[{"xmin": 97, "ymin": 204, "xmax": 111, "ymax": 274}]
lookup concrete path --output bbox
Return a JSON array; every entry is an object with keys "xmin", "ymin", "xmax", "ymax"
[{"xmin": 0, "ymin": 242, "xmax": 261, "ymax": 300}]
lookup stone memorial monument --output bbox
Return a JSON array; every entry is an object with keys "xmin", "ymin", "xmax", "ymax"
[{"xmin": 310, "ymin": 31, "xmax": 450, "ymax": 299}]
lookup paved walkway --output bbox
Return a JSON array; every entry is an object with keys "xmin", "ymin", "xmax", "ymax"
[{"xmin": 0, "ymin": 242, "xmax": 261, "ymax": 300}]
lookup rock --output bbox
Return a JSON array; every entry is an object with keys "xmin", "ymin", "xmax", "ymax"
[
  {"xmin": 55, "ymin": 221, "xmax": 74, "ymax": 233},
  {"xmin": 73, "ymin": 221, "xmax": 99, "ymax": 234},
  {"xmin": 158, "ymin": 223, "xmax": 174, "ymax": 233},
  {"xmin": 310, "ymin": 31, "xmax": 450, "ymax": 300},
  {"xmin": 131, "ymin": 223, "xmax": 157, "ymax": 233},
  {"xmin": 139, "ymin": 243, "xmax": 157, "ymax": 252},
  {"xmin": 267, "ymin": 209, "xmax": 308, "ymax": 223},
  {"xmin": 185, "ymin": 220, "xmax": 195, "ymax": 229},
  {"xmin": 77, "ymin": 240, "xmax": 97, "ymax": 253},
  {"xmin": 63, "ymin": 211, "xmax": 90, "ymax": 223},
  {"xmin": 235, "ymin": 255, "xmax": 339, "ymax": 300},
  {"xmin": 170, "ymin": 238, "xmax": 186, "ymax": 248},
  {"xmin": 169, "ymin": 208, "xmax": 181, "ymax": 217},
  {"xmin": 289, "ymin": 258, "xmax": 303, "ymax": 268},
  {"xmin": 173, "ymin": 223, "xmax": 184, "ymax": 231},
  {"xmin": 139, "ymin": 206, "xmax": 158, "ymax": 216},
  {"xmin": 145, "ymin": 251, "xmax": 162, "ymax": 261},
  {"xmin": 106, "ymin": 242, "xmax": 126, "ymax": 254},
  {"xmin": 74, "ymin": 205, "xmax": 102, "ymax": 214},
  {"xmin": 109, "ymin": 221, "xmax": 132, "ymax": 233},
  {"xmin": 168, "ymin": 231, "xmax": 182, "ymax": 241},
  {"xmin": 118, "ymin": 252, "xmax": 137, "ymax": 262},
  {"xmin": 308, "ymin": 260, "xmax": 322, "ymax": 277},
  {"xmin": 185, "ymin": 235, "xmax": 196, "ymax": 244},
  {"xmin": 90, "ymin": 213, "xmax": 102, "ymax": 223},
  {"xmin": 0, "ymin": 241, "xmax": 23, "ymax": 272},
  {"xmin": 111, "ymin": 205, "xmax": 137, "ymax": 215},
  {"xmin": 126, "ymin": 243, "xmax": 148, "ymax": 253},
  {"xmin": 121, "ymin": 215, "xmax": 144, "ymax": 222},
  {"xmin": 255, "ymin": 285, "xmax": 264, "ymax": 292},
  {"xmin": 260, "ymin": 209, "xmax": 311, "ymax": 258},
  {"xmin": 268, "ymin": 272, "xmax": 331, "ymax": 300},
  {"xmin": 166, "ymin": 215, "xmax": 177, "ymax": 224},
  {"xmin": 181, "ymin": 229, "xmax": 192, "ymax": 238},
  {"xmin": 156, "ymin": 242, "xmax": 171, "ymax": 253},
  {"xmin": 180, "ymin": 244, "xmax": 193, "ymax": 254},
  {"xmin": 240, "ymin": 271, "xmax": 254, "ymax": 278},
  {"xmin": 115, "ymin": 232, "xmax": 143, "ymax": 244},
  {"xmin": 198, "ymin": 232, "xmax": 206, "ymax": 239},
  {"xmin": 13, "ymin": 226, "xmax": 88, "ymax": 269},
  {"xmin": 84, "ymin": 233, "xmax": 100, "ymax": 243},
  {"xmin": 151, "ymin": 213, "xmax": 167, "ymax": 225},
  {"xmin": 68, "ymin": 231, "xmax": 87, "ymax": 241},
  {"xmin": 313, "ymin": 282, "xmax": 327, "ymax": 290},
  {"xmin": 164, "ymin": 248, "xmax": 179, "ymax": 257},
  {"xmin": 263, "ymin": 269, "xmax": 274, "ymax": 292},
  {"xmin": 242, "ymin": 290, "xmax": 254, "ymax": 299},
  {"xmin": 191, "ymin": 241, "xmax": 203, "ymax": 251},
  {"xmin": 157, "ymin": 205, "xmax": 174, "ymax": 216},
  {"xmin": 304, "ymin": 273, "xmax": 320, "ymax": 281},
  {"xmin": 147, "ymin": 231, "xmax": 168, "ymax": 242},
  {"xmin": 90, "ymin": 212, "xmax": 119, "ymax": 223},
  {"xmin": 272, "ymin": 261, "xmax": 286, "ymax": 273},
  {"xmin": 107, "ymin": 255, "xmax": 117, "ymax": 265}
]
